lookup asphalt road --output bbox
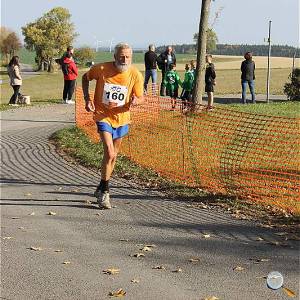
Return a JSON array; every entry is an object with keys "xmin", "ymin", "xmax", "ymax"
[{"xmin": 0, "ymin": 104, "xmax": 299, "ymax": 300}]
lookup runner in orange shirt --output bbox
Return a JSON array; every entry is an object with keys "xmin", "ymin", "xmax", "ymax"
[{"xmin": 82, "ymin": 43, "xmax": 144, "ymax": 209}]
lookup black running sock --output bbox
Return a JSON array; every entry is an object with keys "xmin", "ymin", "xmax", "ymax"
[{"xmin": 99, "ymin": 179, "xmax": 109, "ymax": 193}]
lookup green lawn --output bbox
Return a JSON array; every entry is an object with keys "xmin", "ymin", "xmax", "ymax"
[{"xmin": 227, "ymin": 101, "xmax": 300, "ymax": 118}]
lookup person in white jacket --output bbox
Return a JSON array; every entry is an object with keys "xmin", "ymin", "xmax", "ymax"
[{"xmin": 7, "ymin": 56, "xmax": 22, "ymax": 106}]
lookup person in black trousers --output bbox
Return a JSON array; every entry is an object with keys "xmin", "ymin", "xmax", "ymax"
[
  {"xmin": 62, "ymin": 52, "xmax": 78, "ymax": 104},
  {"xmin": 241, "ymin": 51, "xmax": 256, "ymax": 104},
  {"xmin": 144, "ymin": 44, "xmax": 158, "ymax": 95},
  {"xmin": 157, "ymin": 46, "xmax": 176, "ymax": 96},
  {"xmin": 7, "ymin": 56, "xmax": 22, "ymax": 106}
]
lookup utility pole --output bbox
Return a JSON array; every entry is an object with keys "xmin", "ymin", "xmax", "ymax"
[
  {"xmin": 266, "ymin": 20, "xmax": 272, "ymax": 103},
  {"xmin": 292, "ymin": 51, "xmax": 296, "ymax": 72}
]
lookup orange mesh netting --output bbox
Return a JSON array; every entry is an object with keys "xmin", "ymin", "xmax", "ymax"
[{"xmin": 75, "ymin": 87, "xmax": 300, "ymax": 213}]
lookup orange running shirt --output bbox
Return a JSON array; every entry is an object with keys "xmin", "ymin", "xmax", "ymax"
[{"xmin": 86, "ymin": 62, "xmax": 143, "ymax": 127}]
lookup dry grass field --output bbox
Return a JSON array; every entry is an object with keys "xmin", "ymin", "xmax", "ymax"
[{"xmin": 0, "ymin": 55, "xmax": 298, "ymax": 104}]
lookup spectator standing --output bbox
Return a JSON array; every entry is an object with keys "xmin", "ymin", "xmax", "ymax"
[
  {"xmin": 157, "ymin": 46, "xmax": 176, "ymax": 96},
  {"xmin": 163, "ymin": 64, "xmax": 182, "ymax": 110},
  {"xmin": 7, "ymin": 56, "xmax": 22, "ymax": 106},
  {"xmin": 62, "ymin": 52, "xmax": 78, "ymax": 104},
  {"xmin": 144, "ymin": 44, "xmax": 158, "ymax": 95},
  {"xmin": 241, "ymin": 51, "xmax": 256, "ymax": 104},
  {"xmin": 205, "ymin": 54, "xmax": 216, "ymax": 110}
]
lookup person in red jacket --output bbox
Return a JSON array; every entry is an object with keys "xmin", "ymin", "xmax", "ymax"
[{"xmin": 62, "ymin": 52, "xmax": 78, "ymax": 104}]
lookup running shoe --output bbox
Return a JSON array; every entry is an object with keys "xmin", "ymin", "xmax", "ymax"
[{"xmin": 97, "ymin": 192, "xmax": 112, "ymax": 209}]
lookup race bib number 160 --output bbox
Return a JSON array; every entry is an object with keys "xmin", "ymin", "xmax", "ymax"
[{"xmin": 102, "ymin": 83, "xmax": 128, "ymax": 107}]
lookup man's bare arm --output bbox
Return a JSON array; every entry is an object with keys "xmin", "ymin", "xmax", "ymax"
[
  {"xmin": 82, "ymin": 73, "xmax": 95, "ymax": 112},
  {"xmin": 82, "ymin": 73, "xmax": 90, "ymax": 102}
]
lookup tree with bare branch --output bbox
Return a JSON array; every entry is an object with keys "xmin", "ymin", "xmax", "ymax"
[{"xmin": 192, "ymin": 0, "xmax": 212, "ymax": 107}]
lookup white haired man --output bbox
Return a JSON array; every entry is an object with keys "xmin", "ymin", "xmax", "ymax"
[{"xmin": 82, "ymin": 43, "xmax": 144, "ymax": 209}]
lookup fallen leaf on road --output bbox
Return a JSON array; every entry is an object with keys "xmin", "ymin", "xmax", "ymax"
[
  {"xmin": 260, "ymin": 224, "xmax": 273, "ymax": 229},
  {"xmin": 250, "ymin": 258, "xmax": 270, "ymax": 263},
  {"xmin": 267, "ymin": 241, "xmax": 280, "ymax": 246},
  {"xmin": 71, "ymin": 189, "xmax": 79, "ymax": 193},
  {"xmin": 54, "ymin": 249, "xmax": 62, "ymax": 253},
  {"xmin": 189, "ymin": 258, "xmax": 200, "ymax": 263},
  {"xmin": 172, "ymin": 268, "xmax": 183, "ymax": 273},
  {"xmin": 274, "ymin": 232, "xmax": 288, "ymax": 236},
  {"xmin": 29, "ymin": 212, "xmax": 35, "ymax": 216},
  {"xmin": 282, "ymin": 287, "xmax": 296, "ymax": 297},
  {"xmin": 152, "ymin": 265, "xmax": 166, "ymax": 270},
  {"xmin": 25, "ymin": 193, "xmax": 32, "ymax": 196},
  {"xmin": 131, "ymin": 279, "xmax": 140, "ymax": 283},
  {"xmin": 85, "ymin": 200, "xmax": 92, "ymax": 204},
  {"xmin": 95, "ymin": 213, "xmax": 101, "ymax": 216},
  {"xmin": 47, "ymin": 211, "xmax": 57, "ymax": 216},
  {"xmin": 256, "ymin": 237, "xmax": 264, "ymax": 241},
  {"xmin": 140, "ymin": 246, "xmax": 152, "ymax": 252},
  {"xmin": 58, "ymin": 187, "xmax": 63, "ymax": 191},
  {"xmin": 132, "ymin": 253, "xmax": 145, "ymax": 258},
  {"xmin": 103, "ymin": 268, "xmax": 120, "ymax": 275},
  {"xmin": 199, "ymin": 202, "xmax": 208, "ymax": 209},
  {"xmin": 18, "ymin": 227, "xmax": 25, "ymax": 230},
  {"xmin": 63, "ymin": 261, "xmax": 71, "ymax": 264},
  {"xmin": 285, "ymin": 235, "xmax": 300, "ymax": 241},
  {"xmin": 145, "ymin": 244, "xmax": 157, "ymax": 248},
  {"xmin": 256, "ymin": 275, "xmax": 267, "ymax": 279},
  {"xmin": 30, "ymin": 246, "xmax": 43, "ymax": 251},
  {"xmin": 119, "ymin": 239, "xmax": 129, "ymax": 242},
  {"xmin": 108, "ymin": 288, "xmax": 126, "ymax": 297},
  {"xmin": 2, "ymin": 236, "xmax": 13, "ymax": 240},
  {"xmin": 233, "ymin": 266, "xmax": 245, "ymax": 271},
  {"xmin": 203, "ymin": 234, "xmax": 211, "ymax": 239},
  {"xmin": 202, "ymin": 296, "xmax": 219, "ymax": 300}
]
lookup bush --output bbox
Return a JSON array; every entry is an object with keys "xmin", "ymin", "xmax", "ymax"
[
  {"xmin": 284, "ymin": 68, "xmax": 300, "ymax": 101},
  {"xmin": 75, "ymin": 47, "xmax": 96, "ymax": 66}
]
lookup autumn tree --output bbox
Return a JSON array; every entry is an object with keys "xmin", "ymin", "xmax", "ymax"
[
  {"xmin": 75, "ymin": 47, "xmax": 96, "ymax": 66},
  {"xmin": 193, "ymin": 28, "xmax": 218, "ymax": 53},
  {"xmin": 0, "ymin": 27, "xmax": 21, "ymax": 63},
  {"xmin": 22, "ymin": 7, "xmax": 77, "ymax": 72}
]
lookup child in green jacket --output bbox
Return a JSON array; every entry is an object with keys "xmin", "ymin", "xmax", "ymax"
[
  {"xmin": 181, "ymin": 63, "xmax": 194, "ymax": 109},
  {"xmin": 163, "ymin": 64, "xmax": 182, "ymax": 110}
]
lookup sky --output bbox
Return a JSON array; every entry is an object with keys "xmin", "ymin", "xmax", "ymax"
[{"xmin": 1, "ymin": 0, "xmax": 299, "ymax": 49}]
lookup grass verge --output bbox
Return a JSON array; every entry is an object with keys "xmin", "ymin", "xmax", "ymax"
[
  {"xmin": 50, "ymin": 126, "xmax": 299, "ymax": 231},
  {"xmin": 0, "ymin": 99, "xmax": 62, "ymax": 111},
  {"xmin": 226, "ymin": 101, "xmax": 300, "ymax": 118}
]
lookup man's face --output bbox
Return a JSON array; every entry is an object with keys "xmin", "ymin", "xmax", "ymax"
[{"xmin": 114, "ymin": 48, "xmax": 132, "ymax": 72}]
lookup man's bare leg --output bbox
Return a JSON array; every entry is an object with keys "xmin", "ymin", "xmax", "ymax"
[
  {"xmin": 100, "ymin": 131, "xmax": 123, "ymax": 180},
  {"xmin": 94, "ymin": 132, "xmax": 123, "ymax": 208}
]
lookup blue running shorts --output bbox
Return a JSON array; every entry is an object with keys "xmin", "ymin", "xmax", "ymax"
[{"xmin": 96, "ymin": 121, "xmax": 129, "ymax": 140}]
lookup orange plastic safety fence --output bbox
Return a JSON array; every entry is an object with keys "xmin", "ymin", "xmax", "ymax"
[{"xmin": 75, "ymin": 88, "xmax": 300, "ymax": 213}]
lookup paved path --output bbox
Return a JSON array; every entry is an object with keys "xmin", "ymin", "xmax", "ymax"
[
  {"xmin": 0, "ymin": 105, "xmax": 299, "ymax": 300},
  {"xmin": 1, "ymin": 64, "xmax": 42, "ymax": 84}
]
